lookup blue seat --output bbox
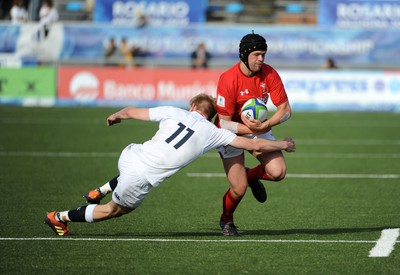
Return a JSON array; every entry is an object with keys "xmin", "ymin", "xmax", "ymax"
[
  {"xmin": 286, "ymin": 4, "xmax": 303, "ymax": 13},
  {"xmin": 225, "ymin": 3, "xmax": 244, "ymax": 14},
  {"xmin": 66, "ymin": 2, "xmax": 84, "ymax": 11}
]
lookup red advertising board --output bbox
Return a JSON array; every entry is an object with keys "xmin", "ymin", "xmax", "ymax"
[{"xmin": 57, "ymin": 66, "xmax": 223, "ymax": 106}]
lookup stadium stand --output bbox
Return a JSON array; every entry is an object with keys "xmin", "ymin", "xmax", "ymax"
[
  {"xmin": 206, "ymin": 0, "xmax": 317, "ymax": 24},
  {"xmin": 54, "ymin": 0, "xmax": 91, "ymax": 21},
  {"xmin": 0, "ymin": 0, "xmax": 317, "ymax": 25},
  {"xmin": 274, "ymin": 0, "xmax": 317, "ymax": 24}
]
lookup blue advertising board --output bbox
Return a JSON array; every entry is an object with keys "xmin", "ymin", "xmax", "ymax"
[
  {"xmin": 2, "ymin": 23, "xmax": 400, "ymax": 68},
  {"xmin": 318, "ymin": 0, "xmax": 400, "ymax": 29},
  {"xmin": 0, "ymin": 25, "xmax": 19, "ymax": 53},
  {"xmin": 93, "ymin": 0, "xmax": 208, "ymax": 26},
  {"xmin": 280, "ymin": 70, "xmax": 400, "ymax": 112},
  {"xmin": 59, "ymin": 24, "xmax": 400, "ymax": 68}
]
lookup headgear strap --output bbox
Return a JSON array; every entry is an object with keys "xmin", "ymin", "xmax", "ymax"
[{"xmin": 239, "ymin": 31, "xmax": 268, "ymax": 72}]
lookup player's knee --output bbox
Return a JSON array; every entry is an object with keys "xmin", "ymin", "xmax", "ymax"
[
  {"xmin": 270, "ymin": 175, "xmax": 285, "ymax": 182},
  {"xmin": 107, "ymin": 203, "xmax": 131, "ymax": 218},
  {"xmin": 268, "ymin": 169, "xmax": 287, "ymax": 182},
  {"xmin": 230, "ymin": 185, "xmax": 247, "ymax": 198},
  {"xmin": 227, "ymin": 176, "xmax": 247, "ymax": 198}
]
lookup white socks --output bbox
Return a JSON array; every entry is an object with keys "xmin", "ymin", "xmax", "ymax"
[
  {"xmin": 56, "ymin": 211, "xmax": 70, "ymax": 222},
  {"xmin": 99, "ymin": 182, "xmax": 112, "ymax": 195},
  {"xmin": 85, "ymin": 204, "xmax": 96, "ymax": 223}
]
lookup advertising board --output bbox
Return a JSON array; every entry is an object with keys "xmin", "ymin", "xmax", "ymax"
[
  {"xmin": 318, "ymin": 0, "xmax": 400, "ymax": 29},
  {"xmin": 57, "ymin": 67, "xmax": 218, "ymax": 107},
  {"xmin": 57, "ymin": 66, "xmax": 400, "ymax": 111},
  {"xmin": 0, "ymin": 67, "xmax": 56, "ymax": 106},
  {"xmin": 93, "ymin": 0, "xmax": 207, "ymax": 26}
]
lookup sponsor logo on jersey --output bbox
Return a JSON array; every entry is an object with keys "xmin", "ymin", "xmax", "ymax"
[
  {"xmin": 217, "ymin": 94, "xmax": 225, "ymax": 107},
  {"xmin": 240, "ymin": 89, "xmax": 249, "ymax": 96}
]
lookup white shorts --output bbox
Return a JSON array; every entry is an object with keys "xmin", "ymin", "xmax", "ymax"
[
  {"xmin": 112, "ymin": 144, "xmax": 154, "ymax": 209},
  {"xmin": 217, "ymin": 130, "xmax": 276, "ymax": 159}
]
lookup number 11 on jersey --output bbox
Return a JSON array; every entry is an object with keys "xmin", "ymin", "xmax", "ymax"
[{"xmin": 165, "ymin": 122, "xmax": 195, "ymax": 149}]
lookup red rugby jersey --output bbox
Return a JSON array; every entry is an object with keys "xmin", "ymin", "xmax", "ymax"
[{"xmin": 215, "ymin": 62, "xmax": 288, "ymax": 126}]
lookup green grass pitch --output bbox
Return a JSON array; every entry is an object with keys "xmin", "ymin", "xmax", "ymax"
[{"xmin": 0, "ymin": 106, "xmax": 399, "ymax": 274}]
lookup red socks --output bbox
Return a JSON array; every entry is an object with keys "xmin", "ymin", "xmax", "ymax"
[
  {"xmin": 221, "ymin": 165, "xmax": 271, "ymax": 222},
  {"xmin": 247, "ymin": 164, "xmax": 271, "ymax": 181},
  {"xmin": 221, "ymin": 189, "xmax": 242, "ymax": 222}
]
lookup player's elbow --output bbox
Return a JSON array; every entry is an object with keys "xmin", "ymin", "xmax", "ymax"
[{"xmin": 279, "ymin": 111, "xmax": 291, "ymax": 124}]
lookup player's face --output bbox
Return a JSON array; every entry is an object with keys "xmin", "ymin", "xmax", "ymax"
[{"xmin": 248, "ymin": 50, "xmax": 266, "ymax": 72}]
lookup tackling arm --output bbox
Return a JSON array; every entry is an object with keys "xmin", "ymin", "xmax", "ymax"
[
  {"xmin": 229, "ymin": 136, "xmax": 296, "ymax": 153},
  {"xmin": 107, "ymin": 107, "xmax": 150, "ymax": 126},
  {"xmin": 218, "ymin": 114, "xmax": 257, "ymax": 135}
]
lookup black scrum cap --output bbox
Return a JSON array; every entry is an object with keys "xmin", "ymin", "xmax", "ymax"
[{"xmin": 239, "ymin": 31, "xmax": 268, "ymax": 71}]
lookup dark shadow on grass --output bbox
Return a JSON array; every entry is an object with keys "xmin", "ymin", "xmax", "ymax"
[
  {"xmin": 73, "ymin": 225, "xmax": 398, "ymax": 238},
  {"xmin": 239, "ymin": 226, "xmax": 399, "ymax": 236}
]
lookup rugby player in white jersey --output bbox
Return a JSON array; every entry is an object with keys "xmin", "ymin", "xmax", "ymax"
[{"xmin": 45, "ymin": 93, "xmax": 295, "ymax": 236}]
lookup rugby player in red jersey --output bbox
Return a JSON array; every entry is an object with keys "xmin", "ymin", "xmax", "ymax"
[{"xmin": 215, "ymin": 32, "xmax": 292, "ymax": 236}]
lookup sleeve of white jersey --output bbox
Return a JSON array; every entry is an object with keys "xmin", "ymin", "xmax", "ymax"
[
  {"xmin": 148, "ymin": 106, "xmax": 176, "ymax": 122},
  {"xmin": 206, "ymin": 126, "xmax": 237, "ymax": 151}
]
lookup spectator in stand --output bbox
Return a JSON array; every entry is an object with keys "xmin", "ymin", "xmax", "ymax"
[
  {"xmin": 10, "ymin": 0, "xmax": 28, "ymax": 23},
  {"xmin": 132, "ymin": 46, "xmax": 148, "ymax": 67},
  {"xmin": 136, "ymin": 10, "xmax": 149, "ymax": 28},
  {"xmin": 39, "ymin": 0, "xmax": 59, "ymax": 38},
  {"xmin": 39, "ymin": 0, "xmax": 58, "ymax": 24},
  {"xmin": 323, "ymin": 58, "xmax": 338, "ymax": 69},
  {"xmin": 191, "ymin": 42, "xmax": 211, "ymax": 69},
  {"xmin": 119, "ymin": 37, "xmax": 134, "ymax": 67},
  {"xmin": 104, "ymin": 37, "xmax": 119, "ymax": 66}
]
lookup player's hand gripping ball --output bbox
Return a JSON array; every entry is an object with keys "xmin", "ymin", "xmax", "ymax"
[{"xmin": 241, "ymin": 98, "xmax": 268, "ymax": 122}]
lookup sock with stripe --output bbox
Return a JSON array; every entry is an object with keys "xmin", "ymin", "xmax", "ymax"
[
  {"xmin": 99, "ymin": 175, "xmax": 119, "ymax": 195},
  {"xmin": 55, "ymin": 205, "xmax": 96, "ymax": 223}
]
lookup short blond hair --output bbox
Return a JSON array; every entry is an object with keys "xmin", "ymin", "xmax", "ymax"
[{"xmin": 190, "ymin": 93, "xmax": 217, "ymax": 121}]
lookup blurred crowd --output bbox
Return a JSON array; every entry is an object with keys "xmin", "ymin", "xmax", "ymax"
[
  {"xmin": 2, "ymin": 0, "xmax": 318, "ymax": 25},
  {"xmin": 0, "ymin": 0, "xmax": 341, "ymax": 69},
  {"xmin": 103, "ymin": 37, "xmax": 149, "ymax": 67},
  {"xmin": 1, "ymin": 0, "xmax": 94, "ymax": 22},
  {"xmin": 2, "ymin": 0, "xmax": 60, "ymax": 23}
]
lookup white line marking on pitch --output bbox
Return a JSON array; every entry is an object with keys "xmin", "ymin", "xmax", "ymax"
[
  {"xmin": 369, "ymin": 228, "xmax": 400, "ymax": 257},
  {"xmin": 0, "ymin": 238, "xmax": 381, "ymax": 243},
  {"xmin": 187, "ymin": 173, "xmax": 400, "ymax": 179}
]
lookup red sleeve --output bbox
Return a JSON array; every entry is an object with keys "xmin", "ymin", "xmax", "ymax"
[
  {"xmin": 266, "ymin": 66, "xmax": 288, "ymax": 107},
  {"xmin": 216, "ymin": 68, "xmax": 237, "ymax": 117}
]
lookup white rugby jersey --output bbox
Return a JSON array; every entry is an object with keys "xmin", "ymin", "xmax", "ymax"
[{"xmin": 133, "ymin": 106, "xmax": 236, "ymax": 187}]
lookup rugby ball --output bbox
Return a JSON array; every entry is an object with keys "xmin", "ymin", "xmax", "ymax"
[{"xmin": 241, "ymin": 98, "xmax": 268, "ymax": 122}]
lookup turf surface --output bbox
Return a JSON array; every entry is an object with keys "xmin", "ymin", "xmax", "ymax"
[{"xmin": 1, "ymin": 106, "xmax": 399, "ymax": 274}]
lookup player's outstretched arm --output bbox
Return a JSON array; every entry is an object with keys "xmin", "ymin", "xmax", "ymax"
[
  {"xmin": 219, "ymin": 115, "xmax": 259, "ymax": 135},
  {"xmin": 230, "ymin": 136, "xmax": 296, "ymax": 153},
  {"xmin": 107, "ymin": 107, "xmax": 150, "ymax": 126}
]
